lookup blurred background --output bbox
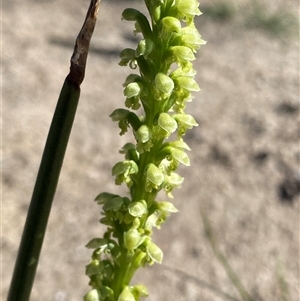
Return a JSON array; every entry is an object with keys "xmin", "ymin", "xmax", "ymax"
[{"xmin": 2, "ymin": 0, "xmax": 299, "ymax": 300}]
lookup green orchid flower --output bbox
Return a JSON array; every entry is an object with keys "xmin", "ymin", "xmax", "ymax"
[{"xmin": 85, "ymin": 0, "xmax": 205, "ymax": 299}]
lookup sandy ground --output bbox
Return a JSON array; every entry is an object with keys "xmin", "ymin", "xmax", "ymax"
[{"xmin": 2, "ymin": 0, "xmax": 299, "ymax": 300}]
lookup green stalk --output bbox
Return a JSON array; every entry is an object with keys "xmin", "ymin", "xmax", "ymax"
[{"xmin": 7, "ymin": 1, "xmax": 101, "ymax": 301}]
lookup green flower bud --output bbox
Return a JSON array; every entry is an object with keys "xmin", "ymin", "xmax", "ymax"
[
  {"xmin": 164, "ymin": 172, "xmax": 185, "ymax": 197},
  {"xmin": 128, "ymin": 201, "xmax": 147, "ymax": 217},
  {"xmin": 166, "ymin": 139, "xmax": 191, "ymax": 150},
  {"xmin": 145, "ymin": 211, "xmax": 159, "ymax": 231},
  {"xmin": 171, "ymin": 148, "xmax": 190, "ymax": 166},
  {"xmin": 158, "ymin": 113, "xmax": 177, "ymax": 136},
  {"xmin": 132, "ymin": 284, "xmax": 149, "ymax": 299},
  {"xmin": 84, "ymin": 289, "xmax": 100, "ymax": 301},
  {"xmin": 170, "ymin": 65, "xmax": 197, "ymax": 78},
  {"xmin": 146, "ymin": 163, "xmax": 164, "ymax": 187},
  {"xmin": 124, "ymin": 82, "xmax": 143, "ymax": 98},
  {"xmin": 177, "ymin": 0, "xmax": 201, "ymax": 23},
  {"xmin": 173, "ymin": 114, "xmax": 198, "ymax": 131},
  {"xmin": 85, "ymin": 259, "xmax": 103, "ymax": 277},
  {"xmin": 181, "ymin": 25, "xmax": 206, "ymax": 52},
  {"xmin": 176, "ymin": 76, "xmax": 200, "ymax": 92},
  {"xmin": 161, "ymin": 16, "xmax": 182, "ymax": 33},
  {"xmin": 136, "ymin": 125, "xmax": 151, "ymax": 143},
  {"xmin": 146, "ymin": 241, "xmax": 163, "ymax": 264},
  {"xmin": 158, "ymin": 158, "xmax": 173, "ymax": 174},
  {"xmin": 132, "ymin": 217, "xmax": 141, "ymax": 229},
  {"xmin": 154, "ymin": 73, "xmax": 174, "ymax": 96},
  {"xmin": 112, "ymin": 161, "xmax": 138, "ymax": 177},
  {"xmin": 158, "ymin": 201, "xmax": 179, "ymax": 213},
  {"xmin": 124, "ymin": 228, "xmax": 142, "ymax": 251},
  {"xmin": 136, "ymin": 39, "xmax": 154, "ymax": 58},
  {"xmin": 112, "ymin": 160, "xmax": 139, "ymax": 186},
  {"xmin": 117, "ymin": 286, "xmax": 135, "ymax": 301},
  {"xmin": 171, "ymin": 45, "xmax": 195, "ymax": 62}
]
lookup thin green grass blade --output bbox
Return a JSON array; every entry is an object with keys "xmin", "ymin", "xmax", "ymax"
[{"xmin": 199, "ymin": 205, "xmax": 254, "ymax": 301}]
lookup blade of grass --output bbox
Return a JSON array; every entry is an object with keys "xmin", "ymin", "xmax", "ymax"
[
  {"xmin": 276, "ymin": 260, "xmax": 291, "ymax": 301},
  {"xmin": 164, "ymin": 265, "xmax": 241, "ymax": 301},
  {"xmin": 7, "ymin": 1, "xmax": 101, "ymax": 301},
  {"xmin": 199, "ymin": 205, "xmax": 254, "ymax": 301}
]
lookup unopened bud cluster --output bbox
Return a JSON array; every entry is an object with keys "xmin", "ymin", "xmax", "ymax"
[{"xmin": 85, "ymin": 0, "xmax": 205, "ymax": 300}]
